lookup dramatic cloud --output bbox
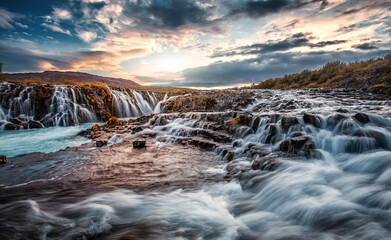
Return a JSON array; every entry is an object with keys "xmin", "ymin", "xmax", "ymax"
[
  {"xmin": 0, "ymin": 8, "xmax": 23, "ymax": 29},
  {"xmin": 42, "ymin": 23, "xmax": 71, "ymax": 35},
  {"xmin": 1, "ymin": 0, "xmax": 390, "ymax": 87}
]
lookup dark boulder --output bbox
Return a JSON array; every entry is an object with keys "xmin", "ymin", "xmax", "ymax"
[
  {"xmin": 133, "ymin": 140, "xmax": 146, "ymax": 149},
  {"xmin": 280, "ymin": 139, "xmax": 293, "ymax": 152},
  {"xmin": 353, "ymin": 113, "xmax": 370, "ymax": 124},
  {"xmin": 0, "ymin": 155, "xmax": 6, "ymax": 164},
  {"xmin": 303, "ymin": 113, "xmax": 321, "ymax": 128},
  {"xmin": 251, "ymin": 117, "xmax": 260, "ymax": 132},
  {"xmin": 28, "ymin": 121, "xmax": 44, "ymax": 129},
  {"xmin": 4, "ymin": 123, "xmax": 20, "ymax": 130},
  {"xmin": 291, "ymin": 136, "xmax": 308, "ymax": 149},
  {"xmin": 96, "ymin": 140, "xmax": 108, "ymax": 148},
  {"xmin": 281, "ymin": 117, "xmax": 299, "ymax": 131},
  {"xmin": 251, "ymin": 157, "xmax": 278, "ymax": 171}
]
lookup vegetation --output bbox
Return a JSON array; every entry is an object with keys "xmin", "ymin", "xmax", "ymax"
[{"xmin": 243, "ymin": 54, "xmax": 391, "ymax": 93}]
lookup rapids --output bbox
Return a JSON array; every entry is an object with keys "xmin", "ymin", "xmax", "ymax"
[{"xmin": 1, "ymin": 89, "xmax": 391, "ymax": 239}]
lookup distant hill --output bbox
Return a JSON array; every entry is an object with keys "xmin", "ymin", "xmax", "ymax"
[
  {"xmin": 244, "ymin": 54, "xmax": 391, "ymax": 94},
  {"xmin": 4, "ymin": 71, "xmax": 140, "ymax": 87}
]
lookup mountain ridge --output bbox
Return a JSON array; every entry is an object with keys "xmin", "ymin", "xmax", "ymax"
[{"xmin": 4, "ymin": 71, "xmax": 140, "ymax": 87}]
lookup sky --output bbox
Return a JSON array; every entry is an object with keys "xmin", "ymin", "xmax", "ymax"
[{"xmin": 0, "ymin": 0, "xmax": 390, "ymax": 88}]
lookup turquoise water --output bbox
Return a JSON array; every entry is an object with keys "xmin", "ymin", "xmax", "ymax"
[{"xmin": 0, "ymin": 123, "xmax": 97, "ymax": 157}]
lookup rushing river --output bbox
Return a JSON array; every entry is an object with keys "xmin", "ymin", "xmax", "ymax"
[
  {"xmin": 0, "ymin": 89, "xmax": 391, "ymax": 240},
  {"xmin": 0, "ymin": 123, "xmax": 95, "ymax": 157}
]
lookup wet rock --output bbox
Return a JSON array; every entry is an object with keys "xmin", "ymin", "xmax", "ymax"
[
  {"xmin": 291, "ymin": 136, "xmax": 308, "ymax": 149},
  {"xmin": 189, "ymin": 139, "xmax": 217, "ymax": 151},
  {"xmin": 4, "ymin": 123, "xmax": 20, "ymax": 130},
  {"xmin": 245, "ymin": 143, "xmax": 269, "ymax": 158},
  {"xmin": 28, "ymin": 121, "xmax": 43, "ymax": 129},
  {"xmin": 280, "ymin": 139, "xmax": 293, "ymax": 152},
  {"xmin": 281, "ymin": 116, "xmax": 299, "ymax": 131},
  {"xmin": 251, "ymin": 157, "xmax": 278, "ymax": 171},
  {"xmin": 0, "ymin": 155, "xmax": 6, "ymax": 164},
  {"xmin": 92, "ymin": 124, "xmax": 100, "ymax": 131},
  {"xmin": 336, "ymin": 108, "xmax": 349, "ymax": 113},
  {"xmin": 303, "ymin": 113, "xmax": 321, "ymax": 128},
  {"xmin": 10, "ymin": 118, "xmax": 22, "ymax": 124},
  {"xmin": 353, "ymin": 113, "xmax": 370, "ymax": 124},
  {"xmin": 96, "ymin": 140, "xmax": 108, "ymax": 148},
  {"xmin": 251, "ymin": 117, "xmax": 260, "ymax": 132},
  {"xmin": 133, "ymin": 140, "xmax": 146, "ymax": 149}
]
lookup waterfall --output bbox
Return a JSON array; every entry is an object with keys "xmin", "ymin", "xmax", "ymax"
[
  {"xmin": 154, "ymin": 93, "xmax": 168, "ymax": 113},
  {"xmin": 110, "ymin": 88, "xmax": 158, "ymax": 118},
  {"xmin": 41, "ymin": 86, "xmax": 96, "ymax": 127}
]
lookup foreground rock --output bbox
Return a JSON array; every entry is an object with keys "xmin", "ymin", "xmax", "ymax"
[
  {"xmin": 0, "ymin": 155, "xmax": 6, "ymax": 164},
  {"xmin": 133, "ymin": 140, "xmax": 146, "ymax": 149}
]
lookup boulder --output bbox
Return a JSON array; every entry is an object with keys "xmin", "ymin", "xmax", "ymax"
[
  {"xmin": 133, "ymin": 140, "xmax": 146, "ymax": 149},
  {"xmin": 28, "ymin": 121, "xmax": 43, "ymax": 129},
  {"xmin": 281, "ymin": 117, "xmax": 299, "ymax": 131},
  {"xmin": 290, "ymin": 136, "xmax": 308, "ymax": 149},
  {"xmin": 4, "ymin": 123, "xmax": 20, "ymax": 130},
  {"xmin": 96, "ymin": 140, "xmax": 108, "ymax": 148},
  {"xmin": 92, "ymin": 124, "xmax": 100, "ymax": 131},
  {"xmin": 0, "ymin": 155, "xmax": 6, "ymax": 164},
  {"xmin": 303, "ymin": 113, "xmax": 321, "ymax": 128},
  {"xmin": 279, "ymin": 139, "xmax": 293, "ymax": 152},
  {"xmin": 251, "ymin": 157, "xmax": 278, "ymax": 171},
  {"xmin": 353, "ymin": 113, "xmax": 370, "ymax": 124}
]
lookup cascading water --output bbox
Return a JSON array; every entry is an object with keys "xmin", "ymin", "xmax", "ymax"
[
  {"xmin": 1, "ymin": 89, "xmax": 391, "ymax": 239},
  {"xmin": 41, "ymin": 86, "xmax": 96, "ymax": 127},
  {"xmin": 109, "ymin": 88, "xmax": 158, "ymax": 118}
]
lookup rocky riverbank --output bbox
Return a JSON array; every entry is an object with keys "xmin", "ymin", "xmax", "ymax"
[{"xmin": 1, "ymin": 87, "xmax": 391, "ymax": 239}]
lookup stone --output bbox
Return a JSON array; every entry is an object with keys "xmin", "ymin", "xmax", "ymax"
[
  {"xmin": 0, "ymin": 155, "xmax": 6, "ymax": 164},
  {"xmin": 281, "ymin": 117, "xmax": 299, "ymax": 131},
  {"xmin": 4, "ymin": 123, "xmax": 20, "ymax": 130},
  {"xmin": 291, "ymin": 136, "xmax": 308, "ymax": 149},
  {"xmin": 28, "ymin": 121, "xmax": 43, "ymax": 129},
  {"xmin": 303, "ymin": 113, "xmax": 321, "ymax": 128},
  {"xmin": 96, "ymin": 140, "xmax": 108, "ymax": 148},
  {"xmin": 133, "ymin": 140, "xmax": 146, "ymax": 149},
  {"xmin": 353, "ymin": 113, "xmax": 370, "ymax": 124},
  {"xmin": 279, "ymin": 139, "xmax": 292, "ymax": 152},
  {"xmin": 251, "ymin": 157, "xmax": 278, "ymax": 171},
  {"xmin": 92, "ymin": 124, "xmax": 100, "ymax": 131}
]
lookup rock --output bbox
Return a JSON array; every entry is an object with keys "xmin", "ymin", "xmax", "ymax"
[
  {"xmin": 353, "ymin": 113, "xmax": 370, "ymax": 124},
  {"xmin": 0, "ymin": 155, "xmax": 6, "ymax": 164},
  {"xmin": 92, "ymin": 124, "xmax": 100, "ymax": 131},
  {"xmin": 251, "ymin": 117, "xmax": 260, "ymax": 132},
  {"xmin": 336, "ymin": 108, "xmax": 349, "ymax": 113},
  {"xmin": 290, "ymin": 136, "xmax": 308, "ymax": 149},
  {"xmin": 251, "ymin": 157, "xmax": 278, "ymax": 171},
  {"xmin": 133, "ymin": 140, "xmax": 146, "ymax": 149},
  {"xmin": 303, "ymin": 113, "xmax": 321, "ymax": 128},
  {"xmin": 225, "ymin": 152, "xmax": 234, "ymax": 162},
  {"xmin": 4, "ymin": 123, "xmax": 20, "ymax": 130},
  {"xmin": 280, "ymin": 139, "xmax": 292, "ymax": 152},
  {"xmin": 281, "ymin": 116, "xmax": 299, "ymax": 131},
  {"xmin": 10, "ymin": 118, "xmax": 22, "ymax": 124},
  {"xmin": 28, "ymin": 121, "xmax": 43, "ymax": 129},
  {"xmin": 96, "ymin": 140, "xmax": 108, "ymax": 148}
]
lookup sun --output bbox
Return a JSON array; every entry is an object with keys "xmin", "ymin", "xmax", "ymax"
[{"xmin": 159, "ymin": 58, "xmax": 181, "ymax": 72}]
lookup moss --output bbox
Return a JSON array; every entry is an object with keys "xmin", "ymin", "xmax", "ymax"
[{"xmin": 92, "ymin": 124, "xmax": 100, "ymax": 131}]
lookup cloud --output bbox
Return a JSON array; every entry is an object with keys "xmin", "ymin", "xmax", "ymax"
[
  {"xmin": 42, "ymin": 23, "xmax": 71, "ymax": 35},
  {"xmin": 76, "ymin": 30, "xmax": 97, "ymax": 42},
  {"xmin": 176, "ymin": 49, "xmax": 390, "ymax": 87},
  {"xmin": 0, "ymin": 8, "xmax": 23, "ymax": 29},
  {"xmin": 211, "ymin": 33, "xmax": 348, "ymax": 57},
  {"xmin": 53, "ymin": 8, "xmax": 72, "ymax": 20},
  {"xmin": 353, "ymin": 43, "xmax": 378, "ymax": 50},
  {"xmin": 228, "ymin": 0, "xmax": 324, "ymax": 18}
]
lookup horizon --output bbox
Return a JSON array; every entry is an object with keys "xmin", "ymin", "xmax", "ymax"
[{"xmin": 1, "ymin": 0, "xmax": 390, "ymax": 88}]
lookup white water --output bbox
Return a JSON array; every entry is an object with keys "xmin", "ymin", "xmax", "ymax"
[
  {"xmin": 0, "ymin": 123, "xmax": 95, "ymax": 157},
  {"xmin": 110, "ymin": 88, "xmax": 159, "ymax": 117},
  {"xmin": 1, "ymin": 89, "xmax": 391, "ymax": 239}
]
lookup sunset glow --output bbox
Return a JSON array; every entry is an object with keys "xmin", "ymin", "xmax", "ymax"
[{"xmin": 0, "ymin": 0, "xmax": 390, "ymax": 87}]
